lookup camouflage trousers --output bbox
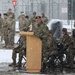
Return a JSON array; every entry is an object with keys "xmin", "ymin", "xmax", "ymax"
[
  {"xmin": 12, "ymin": 46, "xmax": 26, "ymax": 64},
  {"xmin": 8, "ymin": 30, "xmax": 14, "ymax": 46},
  {"xmin": 3, "ymin": 28, "xmax": 8, "ymax": 46},
  {"xmin": 0, "ymin": 28, "xmax": 4, "ymax": 41},
  {"xmin": 66, "ymin": 48, "xmax": 74, "ymax": 67}
]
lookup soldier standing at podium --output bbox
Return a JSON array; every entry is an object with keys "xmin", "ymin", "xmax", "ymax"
[{"xmin": 33, "ymin": 16, "xmax": 49, "ymax": 70}]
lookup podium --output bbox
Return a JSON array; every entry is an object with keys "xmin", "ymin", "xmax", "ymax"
[{"xmin": 20, "ymin": 31, "xmax": 42, "ymax": 73}]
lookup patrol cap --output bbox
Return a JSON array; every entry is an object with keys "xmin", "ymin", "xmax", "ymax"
[
  {"xmin": 36, "ymin": 16, "xmax": 41, "ymax": 19},
  {"xmin": 33, "ymin": 12, "xmax": 36, "ymax": 15},
  {"xmin": 3, "ymin": 13, "xmax": 8, "ymax": 16},
  {"xmin": 62, "ymin": 28, "xmax": 67, "ymax": 32},
  {"xmin": 8, "ymin": 8, "xmax": 12, "ymax": 11},
  {"xmin": 25, "ymin": 15, "xmax": 29, "ymax": 18}
]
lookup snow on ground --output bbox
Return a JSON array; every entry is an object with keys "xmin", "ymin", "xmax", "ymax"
[
  {"xmin": 0, "ymin": 49, "xmax": 13, "ymax": 63},
  {"xmin": 0, "ymin": 32, "xmax": 20, "ymax": 63}
]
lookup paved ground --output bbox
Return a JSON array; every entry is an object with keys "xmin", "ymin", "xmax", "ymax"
[{"xmin": 0, "ymin": 34, "xmax": 75, "ymax": 75}]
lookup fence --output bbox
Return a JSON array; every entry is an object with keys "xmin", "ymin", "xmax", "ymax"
[{"xmin": 0, "ymin": 0, "xmax": 74, "ymax": 25}]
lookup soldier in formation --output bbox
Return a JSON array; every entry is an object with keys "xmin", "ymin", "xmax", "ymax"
[
  {"xmin": 7, "ymin": 8, "xmax": 15, "ymax": 19},
  {"xmin": 60, "ymin": 28, "xmax": 74, "ymax": 68},
  {"xmin": 6, "ymin": 15, "xmax": 15, "ymax": 48},
  {"xmin": 0, "ymin": 13, "xmax": 3, "ymax": 41},
  {"xmin": 18, "ymin": 11, "xmax": 25, "ymax": 31},
  {"xmin": 3, "ymin": 13, "xmax": 8, "ymax": 47},
  {"xmin": 41, "ymin": 12, "xmax": 48, "ymax": 24}
]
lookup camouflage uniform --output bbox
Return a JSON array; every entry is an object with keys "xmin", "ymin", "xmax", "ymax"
[
  {"xmin": 33, "ymin": 16, "xmax": 49, "ymax": 72},
  {"xmin": 33, "ymin": 22, "xmax": 49, "ymax": 58},
  {"xmin": 18, "ymin": 15, "xmax": 29, "ymax": 31},
  {"xmin": 60, "ymin": 28, "xmax": 74, "ymax": 67},
  {"xmin": 25, "ymin": 16, "xmax": 30, "ymax": 27},
  {"xmin": 18, "ymin": 13, "xmax": 25, "ymax": 30},
  {"xmin": 11, "ymin": 36, "xmax": 26, "ymax": 67},
  {"xmin": 9, "ymin": 16, "xmax": 28, "ymax": 67},
  {"xmin": 3, "ymin": 14, "xmax": 8, "ymax": 47},
  {"xmin": 6, "ymin": 16, "xmax": 15, "ymax": 47},
  {"xmin": 46, "ymin": 36, "xmax": 58, "ymax": 57},
  {"xmin": 7, "ymin": 8, "xmax": 15, "ymax": 19},
  {"xmin": 72, "ymin": 29, "xmax": 75, "ymax": 64},
  {"xmin": 41, "ymin": 13, "xmax": 48, "ymax": 24},
  {"xmin": 30, "ymin": 12, "xmax": 37, "ymax": 29},
  {"xmin": 30, "ymin": 16, "xmax": 36, "ymax": 24},
  {"xmin": 0, "ymin": 14, "xmax": 3, "ymax": 41}
]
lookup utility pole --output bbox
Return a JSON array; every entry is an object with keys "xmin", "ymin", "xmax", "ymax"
[
  {"xmin": 30, "ymin": 0, "xmax": 33, "ymax": 15},
  {"xmin": 49, "ymin": 0, "xmax": 50, "ymax": 20}
]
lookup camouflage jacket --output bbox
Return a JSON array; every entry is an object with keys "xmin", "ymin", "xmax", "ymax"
[
  {"xmin": 6, "ymin": 18, "xmax": 15, "ymax": 32},
  {"xmin": 0, "ymin": 18, "xmax": 3, "ymax": 28},
  {"xmin": 7, "ymin": 12, "xmax": 15, "ymax": 19},
  {"xmin": 60, "ymin": 34, "xmax": 73, "ymax": 49},
  {"xmin": 19, "ymin": 18, "xmax": 29, "ymax": 31},
  {"xmin": 33, "ymin": 22, "xmax": 49, "ymax": 40},
  {"xmin": 42, "ymin": 16, "xmax": 48, "ymax": 24},
  {"xmin": 47, "ymin": 37, "xmax": 57, "ymax": 51}
]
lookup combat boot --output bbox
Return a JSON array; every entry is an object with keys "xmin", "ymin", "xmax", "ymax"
[
  {"xmin": 15, "ymin": 62, "xmax": 22, "ymax": 67},
  {"xmin": 9, "ymin": 60, "xmax": 16, "ymax": 67}
]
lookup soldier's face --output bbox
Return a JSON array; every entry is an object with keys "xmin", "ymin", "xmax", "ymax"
[
  {"xmin": 8, "ymin": 9, "xmax": 12, "ymax": 12},
  {"xmin": 49, "ymin": 33, "xmax": 53, "ymax": 38},
  {"xmin": 4, "ymin": 15, "xmax": 7, "ymax": 19},
  {"xmin": 36, "ymin": 18, "xmax": 42, "ymax": 24},
  {"xmin": 62, "ymin": 31, "xmax": 66, "ymax": 35}
]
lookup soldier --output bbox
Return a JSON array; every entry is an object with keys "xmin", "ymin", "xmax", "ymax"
[
  {"xmin": 33, "ymin": 16, "xmax": 49, "ymax": 71},
  {"xmin": 30, "ymin": 12, "xmax": 37, "ymax": 25},
  {"xmin": 0, "ymin": 13, "xmax": 3, "ymax": 41},
  {"xmin": 9, "ymin": 36, "xmax": 26, "ymax": 67},
  {"xmin": 9, "ymin": 15, "xmax": 29, "ymax": 67},
  {"xmin": 42, "ymin": 30, "xmax": 58, "ymax": 72},
  {"xmin": 18, "ymin": 11, "xmax": 25, "ymax": 19},
  {"xmin": 46, "ymin": 30, "xmax": 58, "ymax": 57},
  {"xmin": 60, "ymin": 28, "xmax": 74, "ymax": 68},
  {"xmin": 41, "ymin": 12, "xmax": 48, "ymax": 24},
  {"xmin": 6, "ymin": 15, "xmax": 15, "ymax": 48},
  {"xmin": 7, "ymin": 8, "xmax": 15, "ymax": 19},
  {"xmin": 3, "ymin": 13, "xmax": 8, "ymax": 47},
  {"xmin": 72, "ymin": 29, "xmax": 75, "ymax": 64},
  {"xmin": 25, "ymin": 15, "xmax": 30, "ymax": 27},
  {"xmin": 18, "ymin": 12, "xmax": 25, "ymax": 31}
]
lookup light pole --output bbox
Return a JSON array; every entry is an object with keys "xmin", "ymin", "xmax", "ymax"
[
  {"xmin": 49, "ymin": 0, "xmax": 50, "ymax": 20},
  {"xmin": 30, "ymin": 0, "xmax": 33, "ymax": 15}
]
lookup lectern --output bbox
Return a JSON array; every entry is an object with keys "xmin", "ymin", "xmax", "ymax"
[{"xmin": 20, "ymin": 31, "xmax": 42, "ymax": 73}]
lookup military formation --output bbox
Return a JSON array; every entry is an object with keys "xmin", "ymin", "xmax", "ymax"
[
  {"xmin": 1, "ymin": 8, "xmax": 75, "ymax": 74},
  {"xmin": 0, "ymin": 8, "xmax": 15, "ymax": 48}
]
